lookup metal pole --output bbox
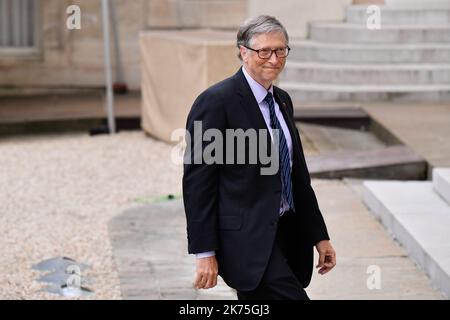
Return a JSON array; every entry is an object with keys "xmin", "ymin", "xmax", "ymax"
[
  {"xmin": 109, "ymin": 0, "xmax": 124, "ymax": 85},
  {"xmin": 101, "ymin": 0, "xmax": 116, "ymax": 134}
]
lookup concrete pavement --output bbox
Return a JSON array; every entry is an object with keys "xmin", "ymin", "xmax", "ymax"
[{"xmin": 109, "ymin": 179, "xmax": 443, "ymax": 299}]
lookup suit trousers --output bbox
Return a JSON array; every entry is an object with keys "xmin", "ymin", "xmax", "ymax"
[{"xmin": 236, "ymin": 210, "xmax": 310, "ymax": 300}]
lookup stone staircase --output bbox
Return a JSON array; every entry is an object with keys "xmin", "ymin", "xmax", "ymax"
[
  {"xmin": 280, "ymin": 3, "xmax": 450, "ymax": 102},
  {"xmin": 362, "ymin": 168, "xmax": 450, "ymax": 299}
]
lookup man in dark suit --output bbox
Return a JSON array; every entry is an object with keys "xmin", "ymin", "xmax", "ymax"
[{"xmin": 183, "ymin": 15, "xmax": 336, "ymax": 300}]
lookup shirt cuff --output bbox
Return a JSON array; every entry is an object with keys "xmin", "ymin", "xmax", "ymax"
[{"xmin": 196, "ymin": 251, "xmax": 216, "ymax": 259}]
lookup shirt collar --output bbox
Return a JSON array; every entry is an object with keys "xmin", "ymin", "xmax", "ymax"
[{"xmin": 242, "ymin": 66, "xmax": 274, "ymax": 104}]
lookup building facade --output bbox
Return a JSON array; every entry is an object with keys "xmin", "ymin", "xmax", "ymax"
[{"xmin": 0, "ymin": 0, "xmax": 356, "ymax": 91}]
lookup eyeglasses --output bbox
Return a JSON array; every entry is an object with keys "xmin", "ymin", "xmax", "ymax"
[{"xmin": 242, "ymin": 45, "xmax": 291, "ymax": 59}]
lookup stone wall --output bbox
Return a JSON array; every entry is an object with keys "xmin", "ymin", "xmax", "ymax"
[{"xmin": 0, "ymin": 0, "xmax": 247, "ymax": 91}]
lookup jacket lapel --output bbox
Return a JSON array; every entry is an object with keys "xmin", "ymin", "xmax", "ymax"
[
  {"xmin": 273, "ymin": 88, "xmax": 302, "ymax": 162},
  {"xmin": 233, "ymin": 68, "xmax": 301, "ymax": 168},
  {"xmin": 234, "ymin": 68, "xmax": 273, "ymax": 159},
  {"xmin": 234, "ymin": 68, "xmax": 268, "ymax": 132}
]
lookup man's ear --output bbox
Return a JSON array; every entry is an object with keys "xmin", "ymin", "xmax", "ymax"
[{"xmin": 239, "ymin": 46, "xmax": 247, "ymax": 62}]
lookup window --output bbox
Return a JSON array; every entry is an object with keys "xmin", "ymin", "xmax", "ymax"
[{"xmin": 0, "ymin": 0, "xmax": 39, "ymax": 53}]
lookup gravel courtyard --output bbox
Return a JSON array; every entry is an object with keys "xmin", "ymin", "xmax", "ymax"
[{"xmin": 0, "ymin": 131, "xmax": 183, "ymax": 299}]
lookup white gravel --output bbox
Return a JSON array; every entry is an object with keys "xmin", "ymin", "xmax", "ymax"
[{"xmin": 0, "ymin": 131, "xmax": 183, "ymax": 299}]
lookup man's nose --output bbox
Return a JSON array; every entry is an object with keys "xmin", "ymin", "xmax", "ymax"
[{"xmin": 268, "ymin": 51, "xmax": 279, "ymax": 63}]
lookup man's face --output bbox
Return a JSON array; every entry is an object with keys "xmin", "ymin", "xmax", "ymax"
[{"xmin": 240, "ymin": 32, "xmax": 288, "ymax": 88}]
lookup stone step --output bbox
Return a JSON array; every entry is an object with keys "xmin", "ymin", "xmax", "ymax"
[
  {"xmin": 346, "ymin": 5, "xmax": 450, "ymax": 25},
  {"xmin": 294, "ymin": 107, "xmax": 370, "ymax": 122},
  {"xmin": 289, "ymin": 40, "xmax": 450, "ymax": 64},
  {"xmin": 433, "ymin": 168, "xmax": 450, "ymax": 205},
  {"xmin": 280, "ymin": 82, "xmax": 450, "ymax": 102},
  {"xmin": 0, "ymin": 92, "xmax": 141, "ymax": 136},
  {"xmin": 384, "ymin": 0, "xmax": 450, "ymax": 9},
  {"xmin": 281, "ymin": 62, "xmax": 450, "ymax": 85},
  {"xmin": 294, "ymin": 107, "xmax": 371, "ymax": 131},
  {"xmin": 362, "ymin": 180, "xmax": 450, "ymax": 299},
  {"xmin": 306, "ymin": 145, "xmax": 427, "ymax": 180},
  {"xmin": 310, "ymin": 22, "xmax": 450, "ymax": 43}
]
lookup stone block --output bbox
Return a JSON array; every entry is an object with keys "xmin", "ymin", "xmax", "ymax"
[{"xmin": 140, "ymin": 30, "xmax": 240, "ymax": 143}]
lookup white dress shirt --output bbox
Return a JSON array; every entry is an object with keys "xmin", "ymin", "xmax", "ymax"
[{"xmin": 196, "ymin": 66, "xmax": 294, "ymax": 259}]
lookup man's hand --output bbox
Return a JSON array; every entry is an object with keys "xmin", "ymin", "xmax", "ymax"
[
  {"xmin": 315, "ymin": 240, "xmax": 336, "ymax": 275},
  {"xmin": 194, "ymin": 256, "xmax": 218, "ymax": 289}
]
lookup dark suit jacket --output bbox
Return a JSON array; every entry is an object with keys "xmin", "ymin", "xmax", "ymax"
[{"xmin": 183, "ymin": 67, "xmax": 330, "ymax": 291}]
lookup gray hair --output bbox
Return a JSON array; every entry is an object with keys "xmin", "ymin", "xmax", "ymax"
[{"xmin": 236, "ymin": 15, "xmax": 289, "ymax": 60}]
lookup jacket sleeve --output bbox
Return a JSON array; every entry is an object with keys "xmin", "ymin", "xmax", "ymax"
[
  {"xmin": 285, "ymin": 92, "xmax": 330, "ymax": 246},
  {"xmin": 182, "ymin": 89, "xmax": 226, "ymax": 254}
]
